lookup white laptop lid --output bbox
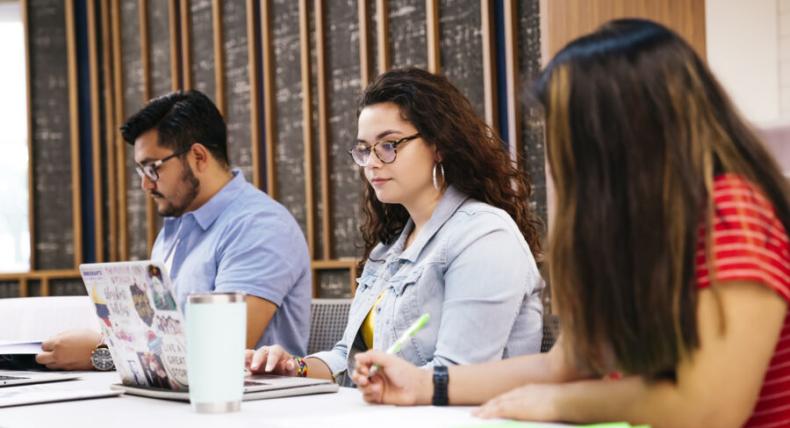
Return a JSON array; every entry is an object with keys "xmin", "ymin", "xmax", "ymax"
[{"xmin": 79, "ymin": 261, "xmax": 188, "ymax": 392}]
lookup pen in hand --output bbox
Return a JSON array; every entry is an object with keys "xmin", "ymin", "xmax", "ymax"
[{"xmin": 368, "ymin": 313, "xmax": 430, "ymax": 378}]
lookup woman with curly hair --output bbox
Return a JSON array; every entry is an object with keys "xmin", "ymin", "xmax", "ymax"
[{"xmin": 247, "ymin": 68, "xmax": 544, "ymax": 385}]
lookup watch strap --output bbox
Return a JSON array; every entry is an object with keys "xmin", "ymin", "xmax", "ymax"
[{"xmin": 432, "ymin": 365, "xmax": 449, "ymax": 406}]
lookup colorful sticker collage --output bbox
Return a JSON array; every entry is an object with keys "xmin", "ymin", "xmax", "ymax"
[{"xmin": 83, "ymin": 263, "xmax": 188, "ymax": 391}]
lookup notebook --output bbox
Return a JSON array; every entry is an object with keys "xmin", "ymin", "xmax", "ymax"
[
  {"xmin": 0, "ymin": 371, "xmax": 78, "ymax": 388},
  {"xmin": 0, "ymin": 383, "xmax": 122, "ymax": 408},
  {"xmin": 78, "ymin": 261, "xmax": 338, "ymax": 401}
]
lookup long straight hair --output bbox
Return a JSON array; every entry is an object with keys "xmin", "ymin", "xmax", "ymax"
[{"xmin": 536, "ymin": 19, "xmax": 790, "ymax": 376}]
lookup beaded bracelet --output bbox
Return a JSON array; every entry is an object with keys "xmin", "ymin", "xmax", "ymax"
[{"xmin": 293, "ymin": 356, "xmax": 308, "ymax": 378}]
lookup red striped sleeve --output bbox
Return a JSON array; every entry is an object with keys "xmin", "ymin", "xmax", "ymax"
[{"xmin": 695, "ymin": 174, "xmax": 790, "ymax": 428}]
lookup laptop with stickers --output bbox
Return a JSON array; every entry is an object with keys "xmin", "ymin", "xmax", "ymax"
[{"xmin": 78, "ymin": 261, "xmax": 337, "ymax": 401}]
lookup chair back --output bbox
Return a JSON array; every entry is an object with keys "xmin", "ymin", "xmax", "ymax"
[
  {"xmin": 540, "ymin": 314, "xmax": 560, "ymax": 353},
  {"xmin": 308, "ymin": 298, "xmax": 352, "ymax": 355}
]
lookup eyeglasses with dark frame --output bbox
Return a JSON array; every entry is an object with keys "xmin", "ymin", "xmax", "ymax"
[
  {"xmin": 135, "ymin": 147, "xmax": 191, "ymax": 183},
  {"xmin": 348, "ymin": 133, "xmax": 420, "ymax": 167}
]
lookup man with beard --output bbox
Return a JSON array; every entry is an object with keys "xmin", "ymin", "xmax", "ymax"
[{"xmin": 36, "ymin": 90, "xmax": 311, "ymax": 371}]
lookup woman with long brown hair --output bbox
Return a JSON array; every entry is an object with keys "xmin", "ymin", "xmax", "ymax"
[
  {"xmin": 247, "ymin": 68, "xmax": 544, "ymax": 385},
  {"xmin": 352, "ymin": 19, "xmax": 790, "ymax": 427}
]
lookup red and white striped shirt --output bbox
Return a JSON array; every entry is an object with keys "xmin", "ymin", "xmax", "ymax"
[{"xmin": 695, "ymin": 174, "xmax": 790, "ymax": 427}]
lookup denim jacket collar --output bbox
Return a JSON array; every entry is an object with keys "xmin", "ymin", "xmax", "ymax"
[{"xmin": 393, "ymin": 185, "xmax": 469, "ymax": 263}]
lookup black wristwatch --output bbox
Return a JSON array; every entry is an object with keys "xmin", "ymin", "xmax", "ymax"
[
  {"xmin": 432, "ymin": 365, "xmax": 449, "ymax": 406},
  {"xmin": 90, "ymin": 344, "xmax": 115, "ymax": 371}
]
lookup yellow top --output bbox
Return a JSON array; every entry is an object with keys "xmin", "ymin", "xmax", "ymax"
[{"xmin": 360, "ymin": 291, "xmax": 386, "ymax": 349}]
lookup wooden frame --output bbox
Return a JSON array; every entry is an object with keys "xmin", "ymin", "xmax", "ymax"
[
  {"xmin": 0, "ymin": 270, "xmax": 82, "ymax": 298},
  {"xmin": 481, "ymin": 0, "xmax": 498, "ymax": 128},
  {"xmin": 180, "ymin": 0, "xmax": 192, "ymax": 89},
  {"xmin": 22, "ymin": 0, "xmax": 34, "ymax": 271},
  {"xmin": 65, "ymin": 0, "xmax": 83, "ymax": 267},
  {"xmin": 376, "ymin": 0, "xmax": 389, "ymax": 73},
  {"xmin": 426, "ymin": 0, "xmax": 440, "ymax": 73},
  {"xmin": 315, "ymin": 0, "xmax": 331, "ymax": 261},
  {"xmin": 247, "ymin": 0, "xmax": 262, "ymax": 188},
  {"xmin": 261, "ymin": 0, "xmax": 276, "ymax": 197},
  {"xmin": 358, "ymin": 0, "xmax": 370, "ymax": 89},
  {"xmin": 111, "ymin": 0, "xmax": 127, "ymax": 261},
  {"xmin": 503, "ymin": 0, "xmax": 519, "ymax": 164},
  {"xmin": 212, "ymin": 0, "xmax": 225, "ymax": 114},
  {"xmin": 87, "ymin": 0, "xmax": 104, "ymax": 262}
]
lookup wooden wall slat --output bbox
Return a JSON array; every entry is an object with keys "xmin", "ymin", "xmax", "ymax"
[
  {"xmin": 65, "ymin": 0, "xmax": 83, "ymax": 267},
  {"xmin": 261, "ymin": 0, "xmax": 276, "ymax": 197},
  {"xmin": 247, "ymin": 0, "xmax": 262, "ymax": 188},
  {"xmin": 503, "ymin": 0, "xmax": 519, "ymax": 164},
  {"xmin": 481, "ymin": 0, "xmax": 497, "ymax": 128},
  {"xmin": 211, "ymin": 0, "xmax": 225, "ymax": 114},
  {"xmin": 19, "ymin": 278, "xmax": 28, "ymax": 297},
  {"xmin": 375, "ymin": 0, "xmax": 389, "ymax": 73},
  {"xmin": 426, "ymin": 0, "xmax": 440, "ymax": 73},
  {"xmin": 169, "ymin": 0, "xmax": 180, "ymax": 91},
  {"xmin": 358, "ymin": 0, "xmax": 370, "ymax": 89}
]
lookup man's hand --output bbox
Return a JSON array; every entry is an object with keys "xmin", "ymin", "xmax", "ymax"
[{"xmin": 36, "ymin": 329, "xmax": 102, "ymax": 371}]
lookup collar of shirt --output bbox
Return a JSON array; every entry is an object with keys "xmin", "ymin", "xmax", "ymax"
[
  {"xmin": 381, "ymin": 185, "xmax": 469, "ymax": 263},
  {"xmin": 162, "ymin": 168, "xmax": 247, "ymax": 239}
]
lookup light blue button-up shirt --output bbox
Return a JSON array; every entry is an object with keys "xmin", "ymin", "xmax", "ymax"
[
  {"xmin": 150, "ymin": 169, "xmax": 311, "ymax": 355},
  {"xmin": 311, "ymin": 186, "xmax": 544, "ymax": 385}
]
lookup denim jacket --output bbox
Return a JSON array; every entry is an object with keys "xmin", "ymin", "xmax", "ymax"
[{"xmin": 310, "ymin": 186, "xmax": 544, "ymax": 385}]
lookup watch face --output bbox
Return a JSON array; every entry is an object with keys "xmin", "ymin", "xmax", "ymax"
[{"xmin": 91, "ymin": 348, "xmax": 115, "ymax": 371}]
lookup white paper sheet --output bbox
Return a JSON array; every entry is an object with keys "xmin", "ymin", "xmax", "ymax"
[{"xmin": 0, "ymin": 340, "xmax": 43, "ymax": 355}]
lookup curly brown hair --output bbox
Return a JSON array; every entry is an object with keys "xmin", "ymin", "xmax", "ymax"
[{"xmin": 357, "ymin": 68, "xmax": 543, "ymax": 267}]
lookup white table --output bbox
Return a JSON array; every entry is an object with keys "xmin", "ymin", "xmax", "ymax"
[{"xmin": 0, "ymin": 372, "xmax": 575, "ymax": 428}]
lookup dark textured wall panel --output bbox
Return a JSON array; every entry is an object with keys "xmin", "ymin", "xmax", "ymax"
[
  {"xmin": 221, "ymin": 1, "xmax": 253, "ymax": 180},
  {"xmin": 148, "ymin": 0, "xmax": 172, "ymax": 98},
  {"xmin": 518, "ymin": 0, "xmax": 547, "ymax": 228},
  {"xmin": 318, "ymin": 270, "xmax": 351, "ymax": 298},
  {"xmin": 28, "ymin": 0, "xmax": 74, "ymax": 269},
  {"xmin": 50, "ymin": 279, "xmax": 87, "ymax": 296},
  {"xmin": 271, "ymin": 0, "xmax": 307, "ymax": 236},
  {"xmin": 388, "ymin": 0, "xmax": 427, "ymax": 69},
  {"xmin": 189, "ymin": 0, "xmax": 216, "ymax": 104},
  {"xmin": 120, "ymin": 0, "xmax": 148, "ymax": 260},
  {"xmin": 0, "ymin": 282, "xmax": 20, "ymax": 298},
  {"xmin": 439, "ymin": 0, "xmax": 485, "ymax": 118},
  {"xmin": 148, "ymin": 0, "xmax": 171, "ymax": 235},
  {"xmin": 325, "ymin": 0, "xmax": 364, "ymax": 260}
]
